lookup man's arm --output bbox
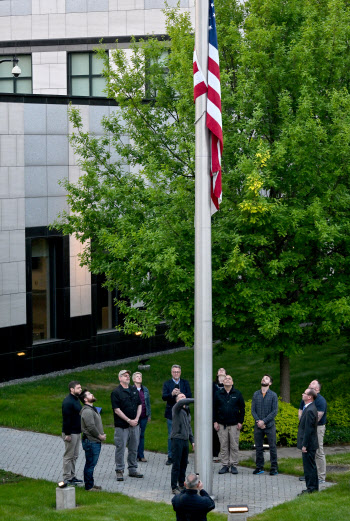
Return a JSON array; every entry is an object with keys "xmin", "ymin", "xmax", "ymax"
[
  {"xmin": 251, "ymin": 392, "xmax": 260, "ymax": 422},
  {"xmin": 302, "ymin": 407, "xmax": 317, "ymax": 449},
  {"xmin": 298, "ymin": 409, "xmax": 303, "ymax": 420},
  {"xmin": 238, "ymin": 393, "xmax": 245, "ymax": 425},
  {"xmin": 318, "ymin": 411, "xmax": 325, "ymax": 422},
  {"xmin": 199, "ymin": 489, "xmax": 215, "ymax": 512},
  {"xmin": 62, "ymin": 400, "xmax": 73, "ymax": 435},
  {"xmin": 172, "ymin": 397, "xmax": 195, "ymax": 415},
  {"xmin": 162, "ymin": 380, "xmax": 176, "ymax": 404},
  {"xmin": 82, "ymin": 409, "xmax": 103, "ymax": 439}
]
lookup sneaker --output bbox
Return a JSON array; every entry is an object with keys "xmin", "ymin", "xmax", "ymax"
[
  {"xmin": 231, "ymin": 466, "xmax": 238, "ymax": 474},
  {"xmin": 86, "ymin": 485, "xmax": 102, "ymax": 491},
  {"xmin": 69, "ymin": 477, "xmax": 83, "ymax": 484},
  {"xmin": 138, "ymin": 457, "xmax": 147, "ymax": 462},
  {"xmin": 270, "ymin": 470, "xmax": 278, "ymax": 476},
  {"xmin": 166, "ymin": 459, "xmax": 173, "ymax": 465},
  {"xmin": 172, "ymin": 487, "xmax": 181, "ymax": 495},
  {"xmin": 218, "ymin": 465, "xmax": 230, "ymax": 474},
  {"xmin": 299, "ymin": 476, "xmax": 305, "ymax": 481},
  {"xmin": 253, "ymin": 468, "xmax": 264, "ymax": 475},
  {"xmin": 116, "ymin": 470, "xmax": 124, "ymax": 482},
  {"xmin": 318, "ymin": 478, "xmax": 326, "ymax": 483},
  {"xmin": 129, "ymin": 472, "xmax": 144, "ymax": 478}
]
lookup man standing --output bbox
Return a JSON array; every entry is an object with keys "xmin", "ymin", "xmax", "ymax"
[
  {"xmin": 298, "ymin": 379, "xmax": 327, "ymax": 483},
  {"xmin": 213, "ymin": 375, "xmax": 245, "ymax": 475},
  {"xmin": 132, "ymin": 371, "xmax": 151, "ymax": 462},
  {"xmin": 111, "ymin": 369, "xmax": 143, "ymax": 481},
  {"xmin": 251, "ymin": 374, "xmax": 278, "ymax": 475},
  {"xmin": 162, "ymin": 364, "xmax": 192, "ymax": 465},
  {"xmin": 62, "ymin": 380, "xmax": 83, "ymax": 485},
  {"xmin": 297, "ymin": 388, "xmax": 319, "ymax": 494},
  {"xmin": 80, "ymin": 389, "xmax": 106, "ymax": 491},
  {"xmin": 172, "ymin": 473, "xmax": 215, "ymax": 521},
  {"xmin": 171, "ymin": 394, "xmax": 195, "ymax": 495}
]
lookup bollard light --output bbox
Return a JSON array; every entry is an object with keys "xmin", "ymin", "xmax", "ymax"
[
  {"xmin": 58, "ymin": 481, "xmax": 67, "ymax": 488},
  {"xmin": 227, "ymin": 505, "xmax": 249, "ymax": 521}
]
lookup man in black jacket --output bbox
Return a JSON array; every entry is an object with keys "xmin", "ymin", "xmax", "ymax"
[
  {"xmin": 213, "ymin": 375, "xmax": 245, "ymax": 475},
  {"xmin": 297, "ymin": 388, "xmax": 319, "ymax": 494},
  {"xmin": 172, "ymin": 473, "xmax": 215, "ymax": 521},
  {"xmin": 62, "ymin": 380, "xmax": 82, "ymax": 485},
  {"xmin": 171, "ymin": 394, "xmax": 195, "ymax": 494},
  {"xmin": 162, "ymin": 364, "xmax": 192, "ymax": 465}
]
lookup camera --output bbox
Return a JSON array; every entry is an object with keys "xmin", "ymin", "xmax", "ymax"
[{"xmin": 12, "ymin": 64, "xmax": 21, "ymax": 78}]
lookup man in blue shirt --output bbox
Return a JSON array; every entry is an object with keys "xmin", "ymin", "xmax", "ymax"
[
  {"xmin": 299, "ymin": 379, "xmax": 327, "ymax": 483},
  {"xmin": 162, "ymin": 364, "xmax": 192, "ymax": 465}
]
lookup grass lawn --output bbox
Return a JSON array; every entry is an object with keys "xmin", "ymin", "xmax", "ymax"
[
  {"xmin": 0, "ymin": 338, "xmax": 348, "ymax": 453},
  {"xmin": 0, "ymin": 470, "xmax": 225, "ymax": 521}
]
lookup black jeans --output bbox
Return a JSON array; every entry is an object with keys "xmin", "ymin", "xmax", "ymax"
[
  {"xmin": 171, "ymin": 438, "xmax": 189, "ymax": 489},
  {"xmin": 254, "ymin": 424, "xmax": 278, "ymax": 470},
  {"xmin": 302, "ymin": 449, "xmax": 319, "ymax": 492}
]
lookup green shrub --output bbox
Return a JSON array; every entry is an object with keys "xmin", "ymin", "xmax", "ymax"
[
  {"xmin": 240, "ymin": 399, "xmax": 299, "ymax": 447},
  {"xmin": 324, "ymin": 426, "xmax": 350, "ymax": 445},
  {"xmin": 327, "ymin": 399, "xmax": 350, "ymax": 428}
]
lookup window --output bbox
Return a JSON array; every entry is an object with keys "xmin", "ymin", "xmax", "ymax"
[
  {"xmin": 0, "ymin": 54, "xmax": 32, "ymax": 94},
  {"xmin": 31, "ymin": 238, "xmax": 57, "ymax": 342},
  {"xmin": 145, "ymin": 49, "xmax": 169, "ymax": 99},
  {"xmin": 68, "ymin": 52, "xmax": 107, "ymax": 97},
  {"xmin": 96, "ymin": 275, "xmax": 117, "ymax": 331}
]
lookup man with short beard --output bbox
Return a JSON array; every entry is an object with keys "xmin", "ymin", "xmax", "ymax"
[
  {"xmin": 62, "ymin": 380, "xmax": 83, "ymax": 485},
  {"xmin": 251, "ymin": 374, "xmax": 278, "ymax": 475},
  {"xmin": 80, "ymin": 389, "xmax": 106, "ymax": 491}
]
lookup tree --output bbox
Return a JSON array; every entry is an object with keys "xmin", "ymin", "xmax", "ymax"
[{"xmin": 56, "ymin": 1, "xmax": 350, "ymax": 401}]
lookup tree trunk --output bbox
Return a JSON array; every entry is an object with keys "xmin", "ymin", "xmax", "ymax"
[{"xmin": 279, "ymin": 352, "xmax": 290, "ymax": 402}]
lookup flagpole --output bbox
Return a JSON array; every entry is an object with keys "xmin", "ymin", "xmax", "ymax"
[{"xmin": 194, "ymin": 0, "xmax": 213, "ymax": 495}]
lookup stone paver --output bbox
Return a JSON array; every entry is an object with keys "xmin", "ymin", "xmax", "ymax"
[{"xmin": 0, "ymin": 427, "xmax": 334, "ymax": 517}]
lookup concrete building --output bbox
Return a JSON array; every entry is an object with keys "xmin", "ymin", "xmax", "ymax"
[{"xmin": 0, "ymin": 0, "xmax": 193, "ymax": 382}]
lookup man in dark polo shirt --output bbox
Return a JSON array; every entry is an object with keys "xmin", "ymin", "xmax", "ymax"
[
  {"xmin": 111, "ymin": 369, "xmax": 143, "ymax": 481},
  {"xmin": 62, "ymin": 380, "xmax": 83, "ymax": 485}
]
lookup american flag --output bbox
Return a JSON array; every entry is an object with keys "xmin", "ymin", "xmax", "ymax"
[{"xmin": 193, "ymin": 0, "xmax": 223, "ymax": 212}]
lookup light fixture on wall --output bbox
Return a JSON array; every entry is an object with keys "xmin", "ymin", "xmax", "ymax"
[{"xmin": 0, "ymin": 55, "xmax": 21, "ymax": 77}]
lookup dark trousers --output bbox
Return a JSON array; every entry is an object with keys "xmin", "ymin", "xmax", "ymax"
[
  {"xmin": 213, "ymin": 426, "xmax": 220, "ymax": 458},
  {"xmin": 82, "ymin": 438, "xmax": 101, "ymax": 490},
  {"xmin": 302, "ymin": 449, "xmax": 319, "ymax": 492},
  {"xmin": 171, "ymin": 438, "xmax": 189, "ymax": 490},
  {"xmin": 137, "ymin": 417, "xmax": 148, "ymax": 459},
  {"xmin": 254, "ymin": 424, "xmax": 278, "ymax": 470}
]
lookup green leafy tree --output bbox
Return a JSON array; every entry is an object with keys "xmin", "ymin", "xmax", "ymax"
[{"xmin": 55, "ymin": 1, "xmax": 350, "ymax": 401}]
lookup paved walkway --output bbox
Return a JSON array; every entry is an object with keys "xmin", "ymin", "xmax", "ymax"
[{"xmin": 0, "ymin": 427, "xmax": 336, "ymax": 517}]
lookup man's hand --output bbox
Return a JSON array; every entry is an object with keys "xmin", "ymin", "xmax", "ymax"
[
  {"xmin": 129, "ymin": 419, "xmax": 138, "ymax": 427},
  {"xmin": 257, "ymin": 420, "xmax": 265, "ymax": 429},
  {"xmin": 99, "ymin": 434, "xmax": 107, "ymax": 442},
  {"xmin": 172, "ymin": 388, "xmax": 180, "ymax": 396},
  {"xmin": 198, "ymin": 479, "xmax": 203, "ymax": 491},
  {"xmin": 64, "ymin": 435, "xmax": 72, "ymax": 442},
  {"xmin": 192, "ymin": 443, "xmax": 195, "ymax": 451},
  {"xmin": 237, "ymin": 423, "xmax": 242, "ymax": 431},
  {"xmin": 148, "ymin": 416, "xmax": 151, "ymax": 422},
  {"xmin": 214, "ymin": 422, "xmax": 220, "ymax": 432},
  {"xmin": 302, "ymin": 446, "xmax": 307, "ymax": 453}
]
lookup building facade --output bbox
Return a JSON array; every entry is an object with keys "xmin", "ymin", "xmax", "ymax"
[{"xmin": 0, "ymin": 0, "xmax": 193, "ymax": 382}]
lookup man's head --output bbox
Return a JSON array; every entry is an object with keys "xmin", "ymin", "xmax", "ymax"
[
  {"xmin": 261, "ymin": 374, "xmax": 273, "ymax": 387},
  {"xmin": 217, "ymin": 367, "xmax": 226, "ymax": 377},
  {"xmin": 309, "ymin": 380, "xmax": 321, "ymax": 394},
  {"xmin": 302, "ymin": 388, "xmax": 317, "ymax": 403},
  {"xmin": 176, "ymin": 393, "xmax": 186, "ymax": 403},
  {"xmin": 185, "ymin": 473, "xmax": 199, "ymax": 490},
  {"xmin": 79, "ymin": 389, "xmax": 96, "ymax": 405},
  {"xmin": 118, "ymin": 370, "xmax": 131, "ymax": 387},
  {"xmin": 132, "ymin": 372, "xmax": 142, "ymax": 385},
  {"xmin": 223, "ymin": 375, "xmax": 233, "ymax": 388},
  {"xmin": 171, "ymin": 364, "xmax": 181, "ymax": 380},
  {"xmin": 68, "ymin": 381, "xmax": 82, "ymax": 396}
]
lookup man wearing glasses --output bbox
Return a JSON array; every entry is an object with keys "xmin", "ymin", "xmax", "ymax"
[
  {"xmin": 111, "ymin": 369, "xmax": 143, "ymax": 481},
  {"xmin": 162, "ymin": 364, "xmax": 192, "ymax": 465}
]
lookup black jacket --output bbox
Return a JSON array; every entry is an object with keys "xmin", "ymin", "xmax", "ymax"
[
  {"xmin": 297, "ymin": 402, "xmax": 319, "ymax": 451},
  {"xmin": 162, "ymin": 378, "xmax": 192, "ymax": 420},
  {"xmin": 213, "ymin": 387, "xmax": 245, "ymax": 426},
  {"xmin": 172, "ymin": 488, "xmax": 215, "ymax": 521},
  {"xmin": 62, "ymin": 393, "xmax": 82, "ymax": 435}
]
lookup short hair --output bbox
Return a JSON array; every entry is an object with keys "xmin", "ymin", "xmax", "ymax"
[
  {"xmin": 172, "ymin": 364, "xmax": 181, "ymax": 370},
  {"xmin": 185, "ymin": 473, "xmax": 199, "ymax": 489},
  {"xmin": 79, "ymin": 389, "xmax": 89, "ymax": 404},
  {"xmin": 306, "ymin": 389, "xmax": 317, "ymax": 400},
  {"xmin": 313, "ymin": 380, "xmax": 321, "ymax": 390},
  {"xmin": 68, "ymin": 380, "xmax": 80, "ymax": 392},
  {"xmin": 132, "ymin": 372, "xmax": 142, "ymax": 380},
  {"xmin": 264, "ymin": 374, "xmax": 273, "ymax": 384}
]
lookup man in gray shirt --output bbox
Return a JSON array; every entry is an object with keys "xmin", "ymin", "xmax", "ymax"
[{"xmin": 171, "ymin": 394, "xmax": 195, "ymax": 495}]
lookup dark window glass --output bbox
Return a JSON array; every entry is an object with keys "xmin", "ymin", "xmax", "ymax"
[
  {"xmin": 0, "ymin": 55, "xmax": 32, "ymax": 94},
  {"xmin": 68, "ymin": 52, "xmax": 107, "ymax": 97}
]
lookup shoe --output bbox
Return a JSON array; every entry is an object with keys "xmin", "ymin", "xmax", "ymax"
[
  {"xmin": 166, "ymin": 459, "xmax": 173, "ymax": 465},
  {"xmin": 129, "ymin": 472, "xmax": 144, "ymax": 478},
  {"xmin": 172, "ymin": 487, "xmax": 181, "ymax": 495},
  {"xmin": 116, "ymin": 470, "xmax": 124, "ymax": 482},
  {"xmin": 270, "ymin": 470, "xmax": 278, "ymax": 476},
  {"xmin": 231, "ymin": 466, "xmax": 238, "ymax": 474},
  {"xmin": 213, "ymin": 458, "xmax": 221, "ymax": 463},
  {"xmin": 253, "ymin": 468, "xmax": 264, "ymax": 475},
  {"xmin": 318, "ymin": 478, "xmax": 326, "ymax": 483},
  {"xmin": 218, "ymin": 465, "xmax": 229, "ymax": 474},
  {"xmin": 179, "ymin": 485, "xmax": 185, "ymax": 491},
  {"xmin": 138, "ymin": 457, "xmax": 147, "ymax": 462},
  {"xmin": 298, "ymin": 489, "xmax": 316, "ymax": 496},
  {"xmin": 69, "ymin": 477, "xmax": 83, "ymax": 484},
  {"xmin": 66, "ymin": 479, "xmax": 77, "ymax": 486},
  {"xmin": 86, "ymin": 485, "xmax": 102, "ymax": 491},
  {"xmin": 299, "ymin": 476, "xmax": 305, "ymax": 481}
]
